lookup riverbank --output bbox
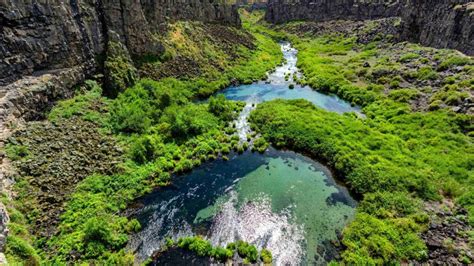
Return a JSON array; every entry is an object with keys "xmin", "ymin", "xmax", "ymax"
[{"xmin": 249, "ymin": 16, "xmax": 473, "ymax": 264}]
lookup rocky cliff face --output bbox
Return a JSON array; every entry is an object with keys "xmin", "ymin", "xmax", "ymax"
[
  {"xmin": 400, "ymin": 0, "xmax": 473, "ymax": 55},
  {"xmin": 0, "ymin": 0, "xmax": 240, "ymax": 142},
  {"xmin": 264, "ymin": 0, "xmax": 473, "ymax": 55},
  {"xmin": 0, "ymin": 0, "xmax": 240, "ymax": 87},
  {"xmin": 265, "ymin": 0, "xmax": 406, "ymax": 24}
]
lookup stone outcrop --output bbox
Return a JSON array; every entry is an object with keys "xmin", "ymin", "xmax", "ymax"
[
  {"xmin": 264, "ymin": 0, "xmax": 473, "ymax": 55},
  {"xmin": 400, "ymin": 0, "xmax": 474, "ymax": 55},
  {"xmin": 265, "ymin": 0, "xmax": 406, "ymax": 24}
]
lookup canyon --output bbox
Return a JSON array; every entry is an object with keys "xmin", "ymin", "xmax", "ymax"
[{"xmin": 0, "ymin": 0, "xmax": 473, "ymax": 265}]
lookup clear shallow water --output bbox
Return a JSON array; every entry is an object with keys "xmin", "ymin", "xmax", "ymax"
[
  {"xmin": 128, "ymin": 149, "xmax": 356, "ymax": 265},
  {"xmin": 219, "ymin": 42, "xmax": 362, "ymax": 115}
]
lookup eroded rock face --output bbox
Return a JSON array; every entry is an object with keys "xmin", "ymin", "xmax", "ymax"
[
  {"xmin": 264, "ymin": 0, "xmax": 473, "ymax": 55},
  {"xmin": 400, "ymin": 0, "xmax": 474, "ymax": 55},
  {"xmin": 265, "ymin": 0, "xmax": 406, "ymax": 24},
  {"xmin": 0, "ymin": 0, "xmax": 241, "ymax": 87}
]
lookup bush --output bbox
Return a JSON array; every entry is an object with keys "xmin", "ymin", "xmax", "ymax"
[
  {"xmin": 209, "ymin": 94, "xmax": 234, "ymax": 121},
  {"xmin": 417, "ymin": 66, "xmax": 438, "ymax": 80},
  {"xmin": 236, "ymin": 240, "xmax": 258, "ymax": 262},
  {"xmin": 342, "ymin": 213, "xmax": 427, "ymax": 264},
  {"xmin": 5, "ymin": 235, "xmax": 40, "ymax": 264},
  {"xmin": 160, "ymin": 104, "xmax": 219, "ymax": 140},
  {"xmin": 210, "ymin": 247, "xmax": 233, "ymax": 262},
  {"xmin": 253, "ymin": 137, "xmax": 269, "ymax": 153},
  {"xmin": 388, "ymin": 89, "xmax": 420, "ymax": 103},
  {"xmin": 260, "ymin": 248, "xmax": 272, "ymax": 264}
]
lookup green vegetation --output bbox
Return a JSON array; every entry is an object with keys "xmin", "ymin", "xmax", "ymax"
[
  {"xmin": 250, "ymin": 96, "xmax": 472, "ymax": 263},
  {"xmin": 4, "ymin": 10, "xmax": 283, "ymax": 264},
  {"xmin": 399, "ymin": 52, "xmax": 421, "ymax": 62},
  {"xmin": 104, "ymin": 41, "xmax": 138, "ymax": 97},
  {"xmin": 247, "ymin": 27, "xmax": 473, "ymax": 262},
  {"xmin": 5, "ymin": 9, "xmax": 473, "ymax": 266},
  {"xmin": 438, "ymin": 55, "xmax": 473, "ymax": 71},
  {"xmin": 260, "ymin": 248, "xmax": 273, "ymax": 264},
  {"xmin": 164, "ymin": 236, "xmax": 270, "ymax": 264}
]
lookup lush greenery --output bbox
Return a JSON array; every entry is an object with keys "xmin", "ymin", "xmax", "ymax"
[
  {"xmin": 5, "ymin": 9, "xmax": 473, "ymax": 266},
  {"xmin": 250, "ymin": 97, "xmax": 472, "ymax": 263},
  {"xmin": 4, "ymin": 12, "xmax": 283, "ymax": 264},
  {"xmin": 163, "ymin": 236, "xmax": 271, "ymax": 263},
  {"xmin": 249, "ymin": 28, "xmax": 473, "ymax": 264}
]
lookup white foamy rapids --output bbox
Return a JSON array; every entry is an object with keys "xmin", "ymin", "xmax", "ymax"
[
  {"xmin": 209, "ymin": 193, "xmax": 305, "ymax": 265},
  {"xmin": 235, "ymin": 97, "xmax": 257, "ymax": 142},
  {"xmin": 127, "ymin": 195, "xmax": 193, "ymax": 261},
  {"xmin": 268, "ymin": 42, "xmax": 300, "ymax": 84}
]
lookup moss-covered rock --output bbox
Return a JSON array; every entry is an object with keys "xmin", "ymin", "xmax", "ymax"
[{"xmin": 104, "ymin": 40, "xmax": 138, "ymax": 97}]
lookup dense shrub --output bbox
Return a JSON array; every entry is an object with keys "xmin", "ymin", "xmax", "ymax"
[{"xmin": 250, "ymin": 98, "xmax": 472, "ymax": 263}]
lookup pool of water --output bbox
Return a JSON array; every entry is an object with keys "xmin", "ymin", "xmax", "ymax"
[
  {"xmin": 128, "ymin": 149, "xmax": 356, "ymax": 265},
  {"xmin": 219, "ymin": 42, "xmax": 362, "ymax": 115}
]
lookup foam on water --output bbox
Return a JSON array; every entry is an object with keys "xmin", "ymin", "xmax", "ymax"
[{"xmin": 209, "ymin": 192, "xmax": 305, "ymax": 265}]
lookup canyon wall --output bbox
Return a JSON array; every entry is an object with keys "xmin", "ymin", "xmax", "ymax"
[
  {"xmin": 265, "ymin": 0, "xmax": 473, "ymax": 55},
  {"xmin": 0, "ymin": 0, "xmax": 240, "ymax": 126},
  {"xmin": 400, "ymin": 0, "xmax": 473, "ymax": 55},
  {"xmin": 265, "ymin": 0, "xmax": 406, "ymax": 24},
  {"xmin": 0, "ymin": 0, "xmax": 240, "ymax": 87}
]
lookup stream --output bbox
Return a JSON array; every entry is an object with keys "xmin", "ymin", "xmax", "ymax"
[{"xmin": 127, "ymin": 42, "xmax": 361, "ymax": 265}]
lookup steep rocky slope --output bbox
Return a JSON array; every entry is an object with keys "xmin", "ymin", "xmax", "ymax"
[
  {"xmin": 265, "ymin": 0, "xmax": 406, "ymax": 24},
  {"xmin": 265, "ymin": 0, "xmax": 474, "ymax": 55},
  {"xmin": 0, "ymin": 0, "xmax": 240, "ymax": 86},
  {"xmin": 0, "ymin": 0, "xmax": 240, "ymax": 126}
]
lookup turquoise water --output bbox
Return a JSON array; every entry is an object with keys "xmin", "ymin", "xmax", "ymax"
[
  {"xmin": 219, "ymin": 42, "xmax": 362, "ymax": 115},
  {"xmin": 129, "ymin": 149, "xmax": 356, "ymax": 265}
]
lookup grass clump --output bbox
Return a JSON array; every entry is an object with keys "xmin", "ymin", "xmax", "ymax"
[
  {"xmin": 438, "ymin": 56, "xmax": 473, "ymax": 71},
  {"xmin": 399, "ymin": 53, "xmax": 421, "ymax": 62}
]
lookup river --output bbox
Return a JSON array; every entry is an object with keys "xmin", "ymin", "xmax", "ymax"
[{"xmin": 127, "ymin": 42, "xmax": 360, "ymax": 265}]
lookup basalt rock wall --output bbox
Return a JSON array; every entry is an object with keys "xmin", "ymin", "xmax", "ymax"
[
  {"xmin": 264, "ymin": 0, "xmax": 473, "ymax": 55},
  {"xmin": 265, "ymin": 0, "xmax": 406, "ymax": 24},
  {"xmin": 400, "ymin": 0, "xmax": 473, "ymax": 55},
  {"xmin": 0, "ymin": 0, "xmax": 240, "ymax": 87}
]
